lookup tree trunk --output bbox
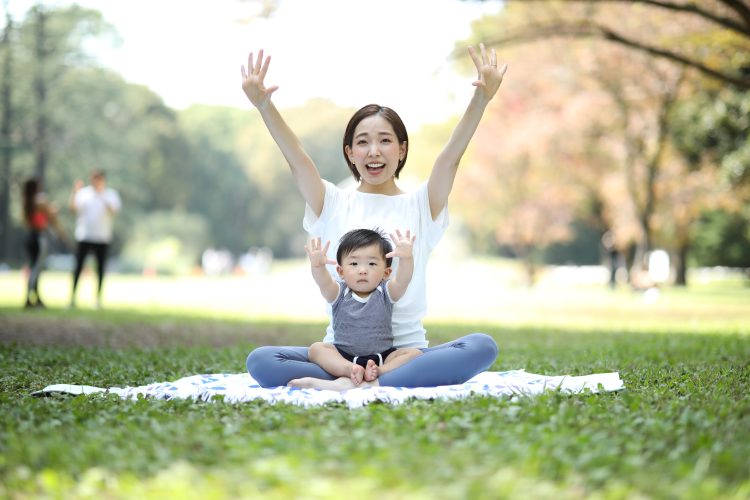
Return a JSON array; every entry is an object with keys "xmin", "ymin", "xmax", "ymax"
[
  {"xmin": 675, "ymin": 241, "xmax": 689, "ymax": 287},
  {"xmin": 33, "ymin": 6, "xmax": 47, "ymax": 181},
  {"xmin": 0, "ymin": 11, "xmax": 12, "ymax": 263}
]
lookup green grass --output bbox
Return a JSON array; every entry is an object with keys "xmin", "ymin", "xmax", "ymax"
[{"xmin": 1, "ymin": 267, "xmax": 749, "ymax": 498}]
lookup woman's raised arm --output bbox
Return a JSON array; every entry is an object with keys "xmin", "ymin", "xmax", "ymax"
[
  {"xmin": 241, "ymin": 50, "xmax": 325, "ymax": 215},
  {"xmin": 427, "ymin": 44, "xmax": 507, "ymax": 220}
]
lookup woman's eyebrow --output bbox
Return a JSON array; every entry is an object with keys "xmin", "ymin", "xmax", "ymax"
[{"xmin": 354, "ymin": 130, "xmax": 395, "ymax": 138}]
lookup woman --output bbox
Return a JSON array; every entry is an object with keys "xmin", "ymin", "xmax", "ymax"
[
  {"xmin": 22, "ymin": 177, "xmax": 67, "ymax": 308},
  {"xmin": 241, "ymin": 44, "xmax": 507, "ymax": 390}
]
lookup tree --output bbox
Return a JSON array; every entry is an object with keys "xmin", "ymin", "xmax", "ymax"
[
  {"xmin": 0, "ymin": 4, "xmax": 113, "ymax": 263},
  {"xmin": 453, "ymin": 40, "xmax": 588, "ymax": 284},
  {"xmin": 477, "ymin": 0, "xmax": 750, "ymax": 89},
  {"xmin": 672, "ymin": 88, "xmax": 750, "ymax": 187},
  {"xmin": 461, "ymin": 2, "xmax": 748, "ymax": 284},
  {"xmin": 588, "ymin": 49, "xmax": 687, "ymax": 273},
  {"xmin": 0, "ymin": 3, "xmax": 12, "ymax": 262},
  {"xmin": 666, "ymin": 87, "xmax": 750, "ymax": 282}
]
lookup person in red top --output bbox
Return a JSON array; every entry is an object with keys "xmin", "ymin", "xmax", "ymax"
[{"xmin": 22, "ymin": 177, "xmax": 67, "ymax": 308}]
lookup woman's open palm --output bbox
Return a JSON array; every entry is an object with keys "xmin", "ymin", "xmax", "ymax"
[
  {"xmin": 469, "ymin": 43, "xmax": 507, "ymax": 101},
  {"xmin": 241, "ymin": 49, "xmax": 279, "ymax": 108}
]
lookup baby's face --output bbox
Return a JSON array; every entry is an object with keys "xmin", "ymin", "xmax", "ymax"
[{"xmin": 337, "ymin": 243, "xmax": 390, "ymax": 297}]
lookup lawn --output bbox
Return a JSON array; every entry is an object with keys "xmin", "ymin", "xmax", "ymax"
[{"xmin": 1, "ymin": 263, "xmax": 749, "ymax": 498}]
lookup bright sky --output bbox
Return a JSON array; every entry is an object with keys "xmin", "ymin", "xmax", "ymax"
[{"xmin": 8, "ymin": 0, "xmax": 501, "ymax": 128}]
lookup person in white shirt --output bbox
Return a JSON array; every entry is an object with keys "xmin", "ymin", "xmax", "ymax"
[
  {"xmin": 241, "ymin": 44, "xmax": 507, "ymax": 391},
  {"xmin": 69, "ymin": 169, "xmax": 121, "ymax": 309}
]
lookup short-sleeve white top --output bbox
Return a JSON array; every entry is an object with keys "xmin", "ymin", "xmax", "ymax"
[
  {"xmin": 303, "ymin": 179, "xmax": 449, "ymax": 348},
  {"xmin": 73, "ymin": 186, "xmax": 122, "ymax": 243}
]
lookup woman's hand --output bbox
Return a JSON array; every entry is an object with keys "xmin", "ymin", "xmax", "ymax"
[
  {"xmin": 468, "ymin": 43, "xmax": 507, "ymax": 103},
  {"xmin": 241, "ymin": 49, "xmax": 279, "ymax": 109}
]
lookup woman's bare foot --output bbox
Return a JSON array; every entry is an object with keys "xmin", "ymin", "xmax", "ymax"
[
  {"xmin": 364, "ymin": 359, "xmax": 379, "ymax": 382},
  {"xmin": 351, "ymin": 363, "xmax": 365, "ymax": 385},
  {"xmin": 287, "ymin": 376, "xmax": 378, "ymax": 392}
]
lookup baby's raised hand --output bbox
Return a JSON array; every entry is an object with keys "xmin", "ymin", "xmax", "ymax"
[
  {"xmin": 241, "ymin": 49, "xmax": 279, "ymax": 109},
  {"xmin": 305, "ymin": 237, "xmax": 335, "ymax": 268},
  {"xmin": 386, "ymin": 229, "xmax": 416, "ymax": 260}
]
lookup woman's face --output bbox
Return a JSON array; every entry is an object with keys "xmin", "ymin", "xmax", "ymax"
[{"xmin": 345, "ymin": 114, "xmax": 406, "ymax": 188}]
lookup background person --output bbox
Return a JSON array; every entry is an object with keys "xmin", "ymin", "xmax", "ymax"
[
  {"xmin": 69, "ymin": 169, "xmax": 121, "ymax": 309},
  {"xmin": 21, "ymin": 176, "xmax": 68, "ymax": 309}
]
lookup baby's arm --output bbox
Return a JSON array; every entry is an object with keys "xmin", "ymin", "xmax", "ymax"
[
  {"xmin": 305, "ymin": 237, "xmax": 339, "ymax": 303},
  {"xmin": 428, "ymin": 44, "xmax": 507, "ymax": 220},
  {"xmin": 241, "ymin": 50, "xmax": 325, "ymax": 215},
  {"xmin": 386, "ymin": 230, "xmax": 416, "ymax": 302}
]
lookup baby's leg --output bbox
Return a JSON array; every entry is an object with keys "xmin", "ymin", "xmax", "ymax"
[
  {"xmin": 379, "ymin": 348, "xmax": 423, "ymax": 375},
  {"xmin": 364, "ymin": 359, "xmax": 379, "ymax": 382},
  {"xmin": 309, "ymin": 342, "xmax": 358, "ymax": 380}
]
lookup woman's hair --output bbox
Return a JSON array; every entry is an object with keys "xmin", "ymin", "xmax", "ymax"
[
  {"xmin": 22, "ymin": 177, "xmax": 40, "ymax": 224},
  {"xmin": 342, "ymin": 104, "xmax": 409, "ymax": 181},
  {"xmin": 336, "ymin": 228, "xmax": 393, "ymax": 267}
]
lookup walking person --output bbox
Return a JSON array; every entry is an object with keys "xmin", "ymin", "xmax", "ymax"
[{"xmin": 69, "ymin": 169, "xmax": 121, "ymax": 309}]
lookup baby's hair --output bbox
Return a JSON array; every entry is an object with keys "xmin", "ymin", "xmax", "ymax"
[{"xmin": 336, "ymin": 228, "xmax": 393, "ymax": 267}]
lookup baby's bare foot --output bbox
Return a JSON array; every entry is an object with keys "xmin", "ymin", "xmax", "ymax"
[
  {"xmin": 364, "ymin": 359, "xmax": 379, "ymax": 382},
  {"xmin": 351, "ymin": 364, "xmax": 365, "ymax": 385}
]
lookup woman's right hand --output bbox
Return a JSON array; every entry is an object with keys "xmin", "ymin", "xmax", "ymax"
[{"xmin": 241, "ymin": 49, "xmax": 279, "ymax": 110}]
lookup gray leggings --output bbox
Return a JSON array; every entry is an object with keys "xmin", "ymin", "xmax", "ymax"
[{"xmin": 246, "ymin": 333, "xmax": 499, "ymax": 388}]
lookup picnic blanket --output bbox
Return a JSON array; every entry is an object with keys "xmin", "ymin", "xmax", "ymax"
[{"xmin": 33, "ymin": 370, "xmax": 624, "ymax": 409}]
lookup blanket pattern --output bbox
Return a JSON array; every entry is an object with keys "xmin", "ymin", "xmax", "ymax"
[{"xmin": 35, "ymin": 370, "xmax": 624, "ymax": 408}]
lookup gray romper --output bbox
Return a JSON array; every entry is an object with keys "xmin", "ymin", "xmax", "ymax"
[{"xmin": 331, "ymin": 280, "xmax": 395, "ymax": 365}]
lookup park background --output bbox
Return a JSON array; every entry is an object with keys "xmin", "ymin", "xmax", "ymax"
[
  {"xmin": 0, "ymin": 0, "xmax": 748, "ymax": 284},
  {"xmin": 0, "ymin": 1, "xmax": 749, "ymax": 499}
]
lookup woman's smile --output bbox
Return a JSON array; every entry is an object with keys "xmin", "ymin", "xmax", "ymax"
[{"xmin": 366, "ymin": 162, "xmax": 386, "ymax": 175}]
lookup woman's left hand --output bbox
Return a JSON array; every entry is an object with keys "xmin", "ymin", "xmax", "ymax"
[{"xmin": 469, "ymin": 43, "xmax": 507, "ymax": 102}]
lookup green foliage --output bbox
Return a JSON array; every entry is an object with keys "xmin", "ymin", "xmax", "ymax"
[
  {"xmin": 543, "ymin": 219, "xmax": 602, "ymax": 265},
  {"xmin": 1, "ymin": 316, "xmax": 749, "ymax": 498},
  {"xmin": 120, "ymin": 210, "xmax": 210, "ymax": 274},
  {"xmin": 1, "ymin": 7, "xmax": 367, "ymax": 262},
  {"xmin": 691, "ymin": 210, "xmax": 750, "ymax": 268},
  {"xmin": 3, "ymin": 3, "xmax": 749, "ymax": 274},
  {"xmin": 672, "ymin": 88, "xmax": 750, "ymax": 186}
]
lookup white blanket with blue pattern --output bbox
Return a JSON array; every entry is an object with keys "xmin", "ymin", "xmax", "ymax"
[{"xmin": 34, "ymin": 370, "xmax": 624, "ymax": 408}]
